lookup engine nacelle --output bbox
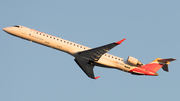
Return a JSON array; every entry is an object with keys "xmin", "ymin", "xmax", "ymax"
[{"xmin": 127, "ymin": 56, "xmax": 143, "ymax": 66}]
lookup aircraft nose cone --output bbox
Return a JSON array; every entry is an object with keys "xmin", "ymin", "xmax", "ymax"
[
  {"xmin": 2, "ymin": 28, "xmax": 6, "ymax": 31},
  {"xmin": 2, "ymin": 27, "xmax": 10, "ymax": 33}
]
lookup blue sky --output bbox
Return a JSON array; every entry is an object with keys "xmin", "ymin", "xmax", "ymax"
[{"xmin": 1, "ymin": 0, "xmax": 180, "ymax": 101}]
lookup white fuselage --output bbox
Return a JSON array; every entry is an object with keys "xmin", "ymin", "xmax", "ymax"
[{"xmin": 3, "ymin": 25, "xmax": 135, "ymax": 72}]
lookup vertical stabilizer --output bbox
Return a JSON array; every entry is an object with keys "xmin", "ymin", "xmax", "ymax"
[{"xmin": 141, "ymin": 58, "xmax": 176, "ymax": 72}]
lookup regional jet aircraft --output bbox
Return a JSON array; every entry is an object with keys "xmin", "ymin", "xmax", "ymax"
[{"xmin": 2, "ymin": 25, "xmax": 176, "ymax": 79}]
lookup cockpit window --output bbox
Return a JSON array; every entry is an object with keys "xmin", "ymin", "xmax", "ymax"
[{"xmin": 14, "ymin": 25, "xmax": 20, "ymax": 28}]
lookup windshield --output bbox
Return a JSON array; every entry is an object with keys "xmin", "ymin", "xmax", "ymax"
[{"xmin": 13, "ymin": 25, "xmax": 20, "ymax": 28}]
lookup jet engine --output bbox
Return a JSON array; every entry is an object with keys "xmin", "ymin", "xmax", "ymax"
[{"xmin": 127, "ymin": 56, "xmax": 143, "ymax": 66}]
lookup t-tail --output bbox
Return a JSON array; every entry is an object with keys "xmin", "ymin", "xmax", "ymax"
[{"xmin": 141, "ymin": 58, "xmax": 177, "ymax": 75}]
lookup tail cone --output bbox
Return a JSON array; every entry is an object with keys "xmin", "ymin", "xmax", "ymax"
[{"xmin": 154, "ymin": 73, "xmax": 158, "ymax": 76}]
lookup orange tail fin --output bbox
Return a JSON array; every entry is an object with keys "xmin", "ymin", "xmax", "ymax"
[{"xmin": 141, "ymin": 58, "xmax": 176, "ymax": 72}]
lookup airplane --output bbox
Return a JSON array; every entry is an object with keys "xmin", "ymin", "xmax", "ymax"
[{"xmin": 2, "ymin": 25, "xmax": 176, "ymax": 79}]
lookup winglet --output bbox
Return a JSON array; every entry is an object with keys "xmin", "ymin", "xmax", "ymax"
[
  {"xmin": 115, "ymin": 38, "xmax": 126, "ymax": 45},
  {"xmin": 95, "ymin": 76, "xmax": 100, "ymax": 79}
]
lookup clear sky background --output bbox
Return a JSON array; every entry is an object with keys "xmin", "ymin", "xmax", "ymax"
[{"xmin": 0, "ymin": 0, "xmax": 180, "ymax": 101}]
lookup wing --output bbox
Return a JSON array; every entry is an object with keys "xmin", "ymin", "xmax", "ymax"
[
  {"xmin": 74, "ymin": 38, "xmax": 126, "ymax": 79},
  {"xmin": 74, "ymin": 58, "xmax": 100, "ymax": 79},
  {"xmin": 78, "ymin": 38, "xmax": 126, "ymax": 61}
]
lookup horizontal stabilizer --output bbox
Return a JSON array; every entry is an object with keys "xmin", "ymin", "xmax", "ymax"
[
  {"xmin": 159, "ymin": 58, "xmax": 176, "ymax": 72},
  {"xmin": 144, "ymin": 58, "xmax": 177, "ymax": 72},
  {"xmin": 157, "ymin": 58, "xmax": 176, "ymax": 64}
]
